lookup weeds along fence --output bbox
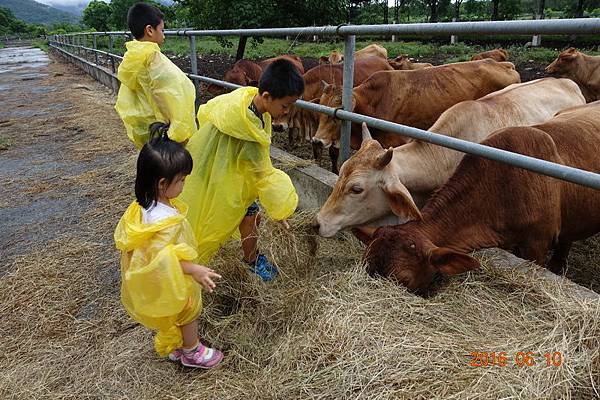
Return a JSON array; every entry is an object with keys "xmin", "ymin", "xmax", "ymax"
[{"xmin": 49, "ymin": 18, "xmax": 600, "ymax": 190}]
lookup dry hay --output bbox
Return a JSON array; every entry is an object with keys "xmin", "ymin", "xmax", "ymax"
[{"xmin": 1, "ymin": 54, "xmax": 599, "ymax": 400}]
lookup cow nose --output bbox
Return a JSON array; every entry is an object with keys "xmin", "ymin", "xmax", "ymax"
[{"xmin": 310, "ymin": 218, "xmax": 320, "ymax": 233}]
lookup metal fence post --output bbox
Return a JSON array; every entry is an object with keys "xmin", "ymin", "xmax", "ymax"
[
  {"xmin": 340, "ymin": 34, "xmax": 356, "ymax": 167},
  {"xmin": 109, "ymin": 34, "xmax": 114, "ymax": 54},
  {"xmin": 189, "ymin": 35, "xmax": 200, "ymax": 109},
  {"xmin": 93, "ymin": 34, "xmax": 98, "ymax": 65}
]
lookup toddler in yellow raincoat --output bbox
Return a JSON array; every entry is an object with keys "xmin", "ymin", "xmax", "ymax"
[
  {"xmin": 179, "ymin": 59, "xmax": 304, "ymax": 281},
  {"xmin": 114, "ymin": 124, "xmax": 223, "ymax": 368},
  {"xmin": 115, "ymin": 3, "xmax": 196, "ymax": 148}
]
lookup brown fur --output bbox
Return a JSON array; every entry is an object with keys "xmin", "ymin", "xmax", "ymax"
[
  {"xmin": 362, "ymin": 101, "xmax": 600, "ymax": 293},
  {"xmin": 319, "ymin": 44, "xmax": 389, "ymax": 65},
  {"xmin": 388, "ymin": 55, "xmax": 433, "ymax": 70},
  {"xmin": 545, "ymin": 47, "xmax": 600, "ymax": 102},
  {"xmin": 313, "ymin": 59, "xmax": 521, "ymax": 172},
  {"xmin": 470, "ymin": 49, "xmax": 509, "ymax": 62},
  {"xmin": 207, "ymin": 55, "xmax": 305, "ymax": 95},
  {"xmin": 273, "ymin": 57, "xmax": 393, "ymax": 148}
]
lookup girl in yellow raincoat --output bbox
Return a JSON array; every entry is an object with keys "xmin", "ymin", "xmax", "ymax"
[
  {"xmin": 114, "ymin": 124, "xmax": 223, "ymax": 369},
  {"xmin": 115, "ymin": 3, "xmax": 196, "ymax": 149},
  {"xmin": 178, "ymin": 60, "xmax": 304, "ymax": 280}
]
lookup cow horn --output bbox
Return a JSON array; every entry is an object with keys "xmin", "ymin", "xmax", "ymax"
[
  {"xmin": 361, "ymin": 122, "xmax": 372, "ymax": 142},
  {"xmin": 375, "ymin": 147, "xmax": 394, "ymax": 169}
]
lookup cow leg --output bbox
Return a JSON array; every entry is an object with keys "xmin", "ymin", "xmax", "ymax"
[
  {"xmin": 545, "ymin": 241, "xmax": 573, "ymax": 275},
  {"xmin": 329, "ymin": 146, "xmax": 340, "ymax": 174},
  {"xmin": 288, "ymin": 127, "xmax": 299, "ymax": 149}
]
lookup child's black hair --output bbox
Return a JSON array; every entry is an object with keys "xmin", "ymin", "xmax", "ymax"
[
  {"xmin": 135, "ymin": 123, "xmax": 193, "ymax": 209},
  {"xmin": 258, "ymin": 59, "xmax": 305, "ymax": 99},
  {"xmin": 127, "ymin": 2, "xmax": 164, "ymax": 40}
]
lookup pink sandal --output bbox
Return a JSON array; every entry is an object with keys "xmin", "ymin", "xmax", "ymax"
[{"xmin": 179, "ymin": 342, "xmax": 223, "ymax": 369}]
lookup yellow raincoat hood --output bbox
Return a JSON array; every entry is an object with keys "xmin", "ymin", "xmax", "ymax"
[
  {"xmin": 115, "ymin": 41, "xmax": 197, "ymax": 148},
  {"xmin": 179, "ymin": 86, "xmax": 298, "ymax": 263},
  {"xmin": 114, "ymin": 199, "xmax": 202, "ymax": 356}
]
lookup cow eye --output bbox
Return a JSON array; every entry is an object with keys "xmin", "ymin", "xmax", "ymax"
[{"xmin": 350, "ymin": 185, "xmax": 363, "ymax": 194}]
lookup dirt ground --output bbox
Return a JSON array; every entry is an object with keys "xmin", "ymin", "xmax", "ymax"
[{"xmin": 1, "ymin": 48, "xmax": 599, "ymax": 399}]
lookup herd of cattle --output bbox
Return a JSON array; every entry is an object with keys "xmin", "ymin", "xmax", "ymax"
[{"xmin": 208, "ymin": 44, "xmax": 600, "ymax": 294}]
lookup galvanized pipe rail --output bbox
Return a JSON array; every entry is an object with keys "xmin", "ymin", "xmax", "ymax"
[{"xmin": 51, "ymin": 17, "xmax": 600, "ymax": 190}]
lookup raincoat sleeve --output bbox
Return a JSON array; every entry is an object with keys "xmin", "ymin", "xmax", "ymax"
[
  {"xmin": 244, "ymin": 144, "xmax": 298, "ymax": 221},
  {"xmin": 147, "ymin": 52, "xmax": 197, "ymax": 143}
]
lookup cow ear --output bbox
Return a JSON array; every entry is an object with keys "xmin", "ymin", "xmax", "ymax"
[
  {"xmin": 560, "ymin": 48, "xmax": 578, "ymax": 60},
  {"xmin": 319, "ymin": 56, "xmax": 329, "ymax": 64},
  {"xmin": 351, "ymin": 226, "xmax": 377, "ymax": 244},
  {"xmin": 310, "ymin": 97, "xmax": 321, "ymax": 104},
  {"xmin": 428, "ymin": 247, "xmax": 480, "ymax": 275},
  {"xmin": 375, "ymin": 147, "xmax": 394, "ymax": 169},
  {"xmin": 381, "ymin": 178, "xmax": 422, "ymax": 222}
]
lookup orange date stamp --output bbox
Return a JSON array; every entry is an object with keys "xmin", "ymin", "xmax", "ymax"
[{"xmin": 469, "ymin": 351, "xmax": 563, "ymax": 367}]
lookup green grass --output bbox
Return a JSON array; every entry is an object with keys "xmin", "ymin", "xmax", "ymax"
[
  {"xmin": 91, "ymin": 34, "xmax": 600, "ymax": 65},
  {"xmin": 0, "ymin": 136, "xmax": 11, "ymax": 151},
  {"xmin": 33, "ymin": 39, "xmax": 48, "ymax": 52},
  {"xmin": 0, "ymin": 42, "xmax": 4, "ymax": 49}
]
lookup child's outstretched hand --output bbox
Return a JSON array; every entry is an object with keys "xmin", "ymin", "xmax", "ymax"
[{"xmin": 181, "ymin": 261, "xmax": 222, "ymax": 293}]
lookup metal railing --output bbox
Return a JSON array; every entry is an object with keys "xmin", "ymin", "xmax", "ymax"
[{"xmin": 50, "ymin": 18, "xmax": 600, "ymax": 190}]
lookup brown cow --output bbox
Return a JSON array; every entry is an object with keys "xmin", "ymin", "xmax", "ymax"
[
  {"xmin": 471, "ymin": 48, "xmax": 509, "ymax": 62},
  {"xmin": 273, "ymin": 56, "xmax": 393, "ymax": 150},
  {"xmin": 356, "ymin": 101, "xmax": 600, "ymax": 294},
  {"xmin": 312, "ymin": 78, "xmax": 585, "ymax": 237},
  {"xmin": 388, "ymin": 55, "xmax": 433, "ymax": 70},
  {"xmin": 545, "ymin": 47, "xmax": 600, "ymax": 102},
  {"xmin": 312, "ymin": 59, "xmax": 521, "ymax": 172},
  {"xmin": 319, "ymin": 50, "xmax": 343, "ymax": 65},
  {"xmin": 318, "ymin": 44, "xmax": 388, "ymax": 65},
  {"xmin": 207, "ymin": 55, "xmax": 305, "ymax": 95}
]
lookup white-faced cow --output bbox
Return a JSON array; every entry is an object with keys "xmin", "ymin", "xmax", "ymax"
[
  {"xmin": 356, "ymin": 101, "xmax": 600, "ymax": 294},
  {"xmin": 312, "ymin": 78, "xmax": 586, "ymax": 237}
]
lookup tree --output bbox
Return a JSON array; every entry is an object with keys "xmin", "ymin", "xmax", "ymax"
[
  {"xmin": 491, "ymin": 0, "xmax": 500, "ymax": 20},
  {"xmin": 453, "ymin": 0, "xmax": 464, "ymax": 20},
  {"xmin": 83, "ymin": 0, "xmax": 112, "ymax": 31},
  {"xmin": 109, "ymin": 0, "xmax": 142, "ymax": 30}
]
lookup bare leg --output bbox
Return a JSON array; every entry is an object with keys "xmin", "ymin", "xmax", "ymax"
[
  {"xmin": 545, "ymin": 241, "xmax": 572, "ymax": 275},
  {"xmin": 181, "ymin": 319, "xmax": 199, "ymax": 349},
  {"xmin": 240, "ymin": 213, "xmax": 261, "ymax": 263}
]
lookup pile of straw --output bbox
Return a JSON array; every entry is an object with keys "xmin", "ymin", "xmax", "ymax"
[{"xmin": 1, "ymin": 55, "xmax": 599, "ymax": 399}]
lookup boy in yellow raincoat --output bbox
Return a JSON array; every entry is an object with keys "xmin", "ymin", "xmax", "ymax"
[
  {"xmin": 115, "ymin": 3, "xmax": 196, "ymax": 148},
  {"xmin": 179, "ymin": 59, "xmax": 304, "ymax": 281}
]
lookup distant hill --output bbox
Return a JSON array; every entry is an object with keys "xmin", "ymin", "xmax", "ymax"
[
  {"xmin": 0, "ymin": 0, "xmax": 80, "ymax": 25},
  {"xmin": 51, "ymin": 3, "xmax": 86, "ymax": 17}
]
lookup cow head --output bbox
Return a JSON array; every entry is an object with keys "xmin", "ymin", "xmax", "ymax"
[
  {"xmin": 545, "ymin": 47, "xmax": 580, "ymax": 74},
  {"xmin": 388, "ymin": 55, "xmax": 410, "ymax": 70},
  {"xmin": 311, "ymin": 82, "xmax": 354, "ymax": 155},
  {"xmin": 272, "ymin": 98, "xmax": 320, "ymax": 140},
  {"xmin": 359, "ymin": 225, "xmax": 480, "ymax": 294},
  {"xmin": 223, "ymin": 66, "xmax": 258, "ymax": 87},
  {"xmin": 312, "ymin": 123, "xmax": 421, "ymax": 237}
]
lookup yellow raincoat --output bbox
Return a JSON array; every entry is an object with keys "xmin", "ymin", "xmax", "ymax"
[
  {"xmin": 114, "ymin": 199, "xmax": 202, "ymax": 356},
  {"xmin": 178, "ymin": 86, "xmax": 298, "ymax": 263},
  {"xmin": 115, "ymin": 41, "xmax": 197, "ymax": 148}
]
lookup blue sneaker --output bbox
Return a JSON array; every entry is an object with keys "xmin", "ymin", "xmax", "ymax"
[{"xmin": 247, "ymin": 254, "xmax": 278, "ymax": 282}]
